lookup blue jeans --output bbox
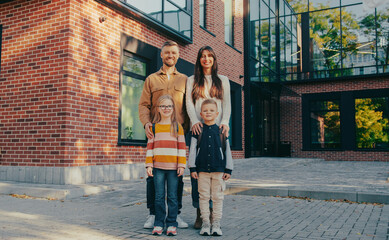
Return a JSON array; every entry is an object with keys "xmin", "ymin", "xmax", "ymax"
[
  {"xmin": 153, "ymin": 168, "xmax": 179, "ymax": 228},
  {"xmin": 147, "ymin": 176, "xmax": 183, "ymax": 215}
]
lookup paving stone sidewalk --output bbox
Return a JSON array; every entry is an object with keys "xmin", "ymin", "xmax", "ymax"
[
  {"xmin": 0, "ymin": 157, "xmax": 388, "ymax": 239},
  {"xmin": 0, "ymin": 191, "xmax": 388, "ymax": 240}
]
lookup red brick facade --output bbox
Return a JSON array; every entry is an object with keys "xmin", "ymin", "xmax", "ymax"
[{"xmin": 0, "ymin": 0, "xmax": 245, "ymax": 168}]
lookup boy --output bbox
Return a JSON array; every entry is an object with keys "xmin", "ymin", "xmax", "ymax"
[{"xmin": 188, "ymin": 99, "xmax": 234, "ymax": 236}]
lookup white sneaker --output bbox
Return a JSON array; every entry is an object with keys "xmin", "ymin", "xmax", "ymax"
[
  {"xmin": 143, "ymin": 215, "xmax": 155, "ymax": 229},
  {"xmin": 200, "ymin": 221, "xmax": 211, "ymax": 236},
  {"xmin": 177, "ymin": 215, "xmax": 188, "ymax": 228},
  {"xmin": 211, "ymin": 221, "xmax": 223, "ymax": 236}
]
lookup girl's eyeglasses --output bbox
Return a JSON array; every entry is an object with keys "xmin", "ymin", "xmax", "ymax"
[{"xmin": 158, "ymin": 105, "xmax": 173, "ymax": 110}]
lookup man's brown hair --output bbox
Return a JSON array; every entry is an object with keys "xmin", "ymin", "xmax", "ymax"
[{"xmin": 161, "ymin": 40, "xmax": 178, "ymax": 50}]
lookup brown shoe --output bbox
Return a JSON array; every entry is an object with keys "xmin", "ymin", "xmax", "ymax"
[{"xmin": 194, "ymin": 208, "xmax": 202, "ymax": 229}]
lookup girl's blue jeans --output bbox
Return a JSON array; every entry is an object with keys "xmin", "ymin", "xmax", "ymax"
[{"xmin": 153, "ymin": 168, "xmax": 178, "ymax": 228}]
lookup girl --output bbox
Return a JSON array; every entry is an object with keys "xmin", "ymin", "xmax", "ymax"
[
  {"xmin": 145, "ymin": 94, "xmax": 186, "ymax": 236},
  {"xmin": 185, "ymin": 46, "xmax": 232, "ymax": 230}
]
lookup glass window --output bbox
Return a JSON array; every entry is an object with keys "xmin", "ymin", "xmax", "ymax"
[
  {"xmin": 120, "ymin": 53, "xmax": 148, "ymax": 142},
  {"xmin": 120, "ymin": 0, "xmax": 192, "ymax": 40},
  {"xmin": 164, "ymin": 0, "xmax": 191, "ymax": 38},
  {"xmin": 199, "ymin": 0, "xmax": 206, "ymax": 27},
  {"xmin": 310, "ymin": 100, "xmax": 341, "ymax": 149},
  {"xmin": 355, "ymin": 97, "xmax": 389, "ymax": 149},
  {"xmin": 170, "ymin": 0, "xmax": 187, "ymax": 9},
  {"xmin": 270, "ymin": 15, "xmax": 277, "ymax": 72},
  {"xmin": 124, "ymin": 0, "xmax": 162, "ymax": 21},
  {"xmin": 225, "ymin": 0, "xmax": 234, "ymax": 45}
]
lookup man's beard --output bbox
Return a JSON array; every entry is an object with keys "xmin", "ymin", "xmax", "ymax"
[{"xmin": 163, "ymin": 59, "xmax": 176, "ymax": 67}]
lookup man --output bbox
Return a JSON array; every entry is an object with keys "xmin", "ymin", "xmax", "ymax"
[{"xmin": 138, "ymin": 40, "xmax": 188, "ymax": 229}]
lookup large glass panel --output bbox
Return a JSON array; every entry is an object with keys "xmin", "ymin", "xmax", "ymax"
[
  {"xmin": 125, "ymin": 0, "xmax": 162, "ymax": 21},
  {"xmin": 250, "ymin": 59, "xmax": 260, "ymax": 82},
  {"xmin": 355, "ymin": 97, "xmax": 389, "ymax": 149},
  {"xmin": 121, "ymin": 75, "xmax": 146, "ymax": 141},
  {"xmin": 309, "ymin": 0, "xmax": 340, "ymax": 10},
  {"xmin": 341, "ymin": 0, "xmax": 361, "ymax": 6},
  {"xmin": 260, "ymin": 0, "xmax": 269, "ymax": 19},
  {"xmin": 280, "ymin": 22, "xmax": 286, "ymax": 76},
  {"xmin": 250, "ymin": 20, "xmax": 260, "ymax": 59},
  {"xmin": 342, "ymin": 4, "xmax": 375, "ymax": 76},
  {"xmin": 120, "ymin": 0, "xmax": 192, "ymax": 40},
  {"xmin": 199, "ymin": 0, "xmax": 205, "ymax": 27},
  {"xmin": 260, "ymin": 19, "xmax": 270, "ymax": 67},
  {"xmin": 310, "ymin": 100, "xmax": 341, "ymax": 149},
  {"xmin": 164, "ymin": 0, "xmax": 191, "ymax": 38},
  {"xmin": 169, "ymin": 0, "xmax": 187, "ymax": 9},
  {"xmin": 310, "ymin": 8, "xmax": 342, "ymax": 77},
  {"xmin": 286, "ymin": 0, "xmax": 309, "ymax": 13},
  {"xmin": 225, "ymin": 0, "xmax": 234, "ymax": 44},
  {"xmin": 270, "ymin": 14, "xmax": 277, "ymax": 73},
  {"xmin": 375, "ymin": 7, "xmax": 389, "ymax": 73}
]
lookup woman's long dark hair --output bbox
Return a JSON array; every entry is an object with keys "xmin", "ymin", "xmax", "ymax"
[{"xmin": 192, "ymin": 46, "xmax": 223, "ymax": 102}]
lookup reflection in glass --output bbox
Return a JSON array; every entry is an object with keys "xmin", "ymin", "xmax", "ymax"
[
  {"xmin": 355, "ymin": 97, "xmax": 389, "ymax": 149},
  {"xmin": 123, "ymin": 56, "xmax": 147, "ymax": 77},
  {"xmin": 270, "ymin": 16, "xmax": 277, "ymax": 72},
  {"xmin": 260, "ymin": 19, "xmax": 270, "ymax": 67},
  {"xmin": 125, "ymin": 0, "xmax": 162, "ymax": 21},
  {"xmin": 310, "ymin": 100, "xmax": 341, "ymax": 149},
  {"xmin": 121, "ymin": 75, "xmax": 146, "ymax": 141},
  {"xmin": 199, "ymin": 0, "xmax": 205, "ymax": 27},
  {"xmin": 170, "ymin": 0, "xmax": 187, "ymax": 9},
  {"xmin": 225, "ymin": 0, "xmax": 233, "ymax": 44},
  {"xmin": 164, "ymin": 0, "xmax": 191, "ymax": 38},
  {"xmin": 310, "ymin": 8, "xmax": 342, "ymax": 76}
]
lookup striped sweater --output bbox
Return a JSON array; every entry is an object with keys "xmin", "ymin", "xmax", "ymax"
[{"xmin": 145, "ymin": 123, "xmax": 186, "ymax": 170}]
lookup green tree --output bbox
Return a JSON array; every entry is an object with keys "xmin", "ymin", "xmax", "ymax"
[
  {"xmin": 355, "ymin": 98, "xmax": 389, "ymax": 148},
  {"xmin": 359, "ymin": 10, "xmax": 389, "ymax": 71},
  {"xmin": 287, "ymin": 1, "xmax": 359, "ymax": 72}
]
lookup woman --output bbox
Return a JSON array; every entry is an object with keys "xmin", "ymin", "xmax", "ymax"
[{"xmin": 185, "ymin": 46, "xmax": 231, "ymax": 229}]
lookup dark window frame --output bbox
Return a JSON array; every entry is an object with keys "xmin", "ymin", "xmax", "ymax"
[
  {"xmin": 119, "ymin": 51, "xmax": 150, "ymax": 145},
  {"xmin": 118, "ymin": 34, "xmax": 194, "ymax": 146},
  {"xmin": 118, "ymin": 34, "xmax": 159, "ymax": 146},
  {"xmin": 302, "ymin": 88, "xmax": 389, "ymax": 151}
]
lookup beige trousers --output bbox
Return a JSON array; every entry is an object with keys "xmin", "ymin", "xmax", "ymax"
[{"xmin": 198, "ymin": 172, "xmax": 225, "ymax": 223}]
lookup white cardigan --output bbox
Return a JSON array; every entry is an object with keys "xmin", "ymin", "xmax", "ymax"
[{"xmin": 186, "ymin": 74, "xmax": 231, "ymax": 128}]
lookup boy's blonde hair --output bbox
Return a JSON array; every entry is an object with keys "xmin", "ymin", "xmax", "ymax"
[
  {"xmin": 152, "ymin": 94, "xmax": 179, "ymax": 137},
  {"xmin": 201, "ymin": 98, "xmax": 218, "ymax": 110}
]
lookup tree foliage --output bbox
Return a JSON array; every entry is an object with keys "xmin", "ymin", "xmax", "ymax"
[{"xmin": 355, "ymin": 98, "xmax": 389, "ymax": 148}]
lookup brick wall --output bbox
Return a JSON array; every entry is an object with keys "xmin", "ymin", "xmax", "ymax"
[
  {"xmin": 281, "ymin": 76, "xmax": 389, "ymax": 161},
  {"xmin": 0, "ymin": 0, "xmax": 245, "ymax": 167}
]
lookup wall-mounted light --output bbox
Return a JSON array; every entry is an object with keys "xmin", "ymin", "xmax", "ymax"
[{"xmin": 99, "ymin": 16, "xmax": 106, "ymax": 23}]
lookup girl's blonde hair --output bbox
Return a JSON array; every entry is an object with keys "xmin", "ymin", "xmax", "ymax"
[{"xmin": 152, "ymin": 94, "xmax": 179, "ymax": 137}]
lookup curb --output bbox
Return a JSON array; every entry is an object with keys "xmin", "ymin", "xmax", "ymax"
[
  {"xmin": 224, "ymin": 185, "xmax": 389, "ymax": 204},
  {"xmin": 0, "ymin": 182, "xmax": 114, "ymax": 200}
]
